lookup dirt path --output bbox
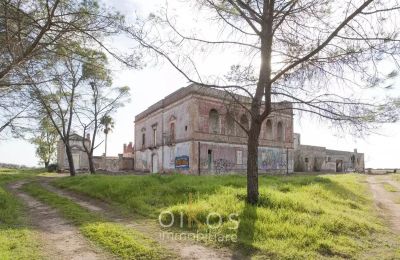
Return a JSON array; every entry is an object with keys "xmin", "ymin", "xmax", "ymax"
[
  {"xmin": 7, "ymin": 181, "xmax": 112, "ymax": 260},
  {"xmin": 366, "ymin": 175, "xmax": 400, "ymax": 233},
  {"xmin": 40, "ymin": 179, "xmax": 244, "ymax": 260}
]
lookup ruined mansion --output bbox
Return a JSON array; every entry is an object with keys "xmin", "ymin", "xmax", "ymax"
[{"xmin": 134, "ymin": 85, "xmax": 365, "ymax": 174}]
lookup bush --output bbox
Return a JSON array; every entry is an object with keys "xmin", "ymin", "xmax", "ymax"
[{"xmin": 47, "ymin": 164, "xmax": 58, "ymax": 172}]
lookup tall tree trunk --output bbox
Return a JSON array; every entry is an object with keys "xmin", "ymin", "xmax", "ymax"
[
  {"xmin": 65, "ymin": 144, "xmax": 76, "ymax": 176},
  {"xmin": 44, "ymin": 161, "xmax": 49, "ymax": 170},
  {"xmin": 246, "ymin": 120, "xmax": 262, "ymax": 204},
  {"xmin": 104, "ymin": 133, "xmax": 108, "ymax": 156},
  {"xmin": 88, "ymin": 152, "xmax": 95, "ymax": 174},
  {"xmin": 245, "ymin": 0, "xmax": 274, "ymax": 204}
]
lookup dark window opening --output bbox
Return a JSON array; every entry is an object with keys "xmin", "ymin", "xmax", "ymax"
[
  {"xmin": 226, "ymin": 114, "xmax": 235, "ymax": 135},
  {"xmin": 152, "ymin": 128, "xmax": 157, "ymax": 146},
  {"xmin": 265, "ymin": 119, "xmax": 272, "ymax": 139},
  {"xmin": 209, "ymin": 109, "xmax": 219, "ymax": 134},
  {"xmin": 207, "ymin": 149, "xmax": 212, "ymax": 171},
  {"xmin": 277, "ymin": 122, "xmax": 284, "ymax": 142},
  {"xmin": 170, "ymin": 123, "xmax": 175, "ymax": 142},
  {"xmin": 239, "ymin": 114, "xmax": 249, "ymax": 137}
]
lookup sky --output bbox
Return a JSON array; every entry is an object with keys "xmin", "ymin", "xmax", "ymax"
[{"xmin": 0, "ymin": 0, "xmax": 399, "ymax": 169}]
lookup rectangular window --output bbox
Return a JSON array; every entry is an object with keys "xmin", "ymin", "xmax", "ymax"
[
  {"xmin": 207, "ymin": 150, "xmax": 212, "ymax": 170},
  {"xmin": 153, "ymin": 128, "xmax": 157, "ymax": 146},
  {"xmin": 142, "ymin": 133, "xmax": 145, "ymax": 148},
  {"xmin": 170, "ymin": 123, "xmax": 175, "ymax": 142},
  {"xmin": 236, "ymin": 150, "xmax": 243, "ymax": 165}
]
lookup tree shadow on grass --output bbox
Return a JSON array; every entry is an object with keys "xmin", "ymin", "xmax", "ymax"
[
  {"xmin": 261, "ymin": 175, "xmax": 369, "ymax": 204},
  {"xmin": 236, "ymin": 203, "xmax": 258, "ymax": 259}
]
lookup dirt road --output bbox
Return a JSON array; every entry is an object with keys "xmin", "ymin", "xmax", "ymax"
[
  {"xmin": 40, "ymin": 180, "xmax": 243, "ymax": 260},
  {"xmin": 7, "ymin": 181, "xmax": 111, "ymax": 260},
  {"xmin": 366, "ymin": 175, "xmax": 400, "ymax": 233}
]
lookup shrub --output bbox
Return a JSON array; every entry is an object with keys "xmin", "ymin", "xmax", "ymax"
[{"xmin": 47, "ymin": 164, "xmax": 58, "ymax": 172}]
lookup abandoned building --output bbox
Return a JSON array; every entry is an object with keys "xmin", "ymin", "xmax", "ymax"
[
  {"xmin": 123, "ymin": 142, "xmax": 134, "ymax": 158},
  {"xmin": 134, "ymin": 84, "xmax": 365, "ymax": 174},
  {"xmin": 57, "ymin": 133, "xmax": 91, "ymax": 171},
  {"xmin": 293, "ymin": 134, "xmax": 365, "ymax": 173},
  {"xmin": 134, "ymin": 84, "xmax": 295, "ymax": 174},
  {"xmin": 57, "ymin": 134, "xmax": 134, "ymax": 172}
]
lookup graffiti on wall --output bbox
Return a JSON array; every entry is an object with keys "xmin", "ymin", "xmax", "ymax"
[
  {"xmin": 214, "ymin": 159, "xmax": 235, "ymax": 174},
  {"xmin": 175, "ymin": 156, "xmax": 190, "ymax": 169},
  {"xmin": 199, "ymin": 158, "xmax": 235, "ymax": 173},
  {"xmin": 199, "ymin": 159, "xmax": 209, "ymax": 168},
  {"xmin": 260, "ymin": 150, "xmax": 287, "ymax": 170}
]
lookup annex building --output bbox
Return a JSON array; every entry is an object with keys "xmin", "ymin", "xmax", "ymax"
[{"xmin": 134, "ymin": 85, "xmax": 365, "ymax": 174}]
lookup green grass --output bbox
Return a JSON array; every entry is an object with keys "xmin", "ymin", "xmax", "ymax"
[
  {"xmin": 383, "ymin": 183, "xmax": 398, "ymax": 192},
  {"xmin": 392, "ymin": 173, "xmax": 400, "ymax": 183},
  {"xmin": 0, "ymin": 168, "xmax": 42, "ymax": 260},
  {"xmin": 53, "ymin": 173, "xmax": 400, "ymax": 259},
  {"xmin": 23, "ymin": 182, "xmax": 173, "ymax": 260}
]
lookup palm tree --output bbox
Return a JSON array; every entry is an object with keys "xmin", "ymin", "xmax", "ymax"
[{"xmin": 100, "ymin": 115, "xmax": 114, "ymax": 157}]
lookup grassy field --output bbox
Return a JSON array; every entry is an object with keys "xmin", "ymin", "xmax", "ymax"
[
  {"xmin": 23, "ymin": 182, "xmax": 174, "ymax": 260},
  {"xmin": 0, "ymin": 168, "xmax": 41, "ymax": 260},
  {"xmin": 392, "ymin": 173, "xmax": 400, "ymax": 183},
  {"xmin": 383, "ymin": 183, "xmax": 398, "ymax": 192},
  {"xmin": 54, "ymin": 173, "xmax": 400, "ymax": 259}
]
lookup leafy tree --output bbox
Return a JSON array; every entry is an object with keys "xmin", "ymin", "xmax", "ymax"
[
  {"xmin": 0, "ymin": 87, "xmax": 31, "ymax": 136},
  {"xmin": 28, "ymin": 44, "xmax": 93, "ymax": 176},
  {"xmin": 125, "ymin": 0, "xmax": 400, "ymax": 204},
  {"xmin": 0, "ymin": 0, "xmax": 122, "ymax": 86},
  {"xmin": 31, "ymin": 118, "xmax": 58, "ymax": 169},
  {"xmin": 74, "ymin": 50, "xmax": 130, "ymax": 173},
  {"xmin": 0, "ymin": 0, "xmax": 123, "ymax": 135}
]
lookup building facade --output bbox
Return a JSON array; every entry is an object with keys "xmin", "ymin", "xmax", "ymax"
[
  {"xmin": 57, "ymin": 133, "xmax": 90, "ymax": 171},
  {"xmin": 293, "ymin": 134, "xmax": 365, "ymax": 172},
  {"xmin": 134, "ymin": 85, "xmax": 294, "ymax": 174},
  {"xmin": 57, "ymin": 134, "xmax": 135, "ymax": 172},
  {"xmin": 123, "ymin": 142, "xmax": 134, "ymax": 157}
]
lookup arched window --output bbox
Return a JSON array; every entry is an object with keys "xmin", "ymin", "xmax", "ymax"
[
  {"xmin": 170, "ymin": 122, "xmax": 175, "ymax": 142},
  {"xmin": 277, "ymin": 121, "xmax": 284, "ymax": 142},
  {"xmin": 239, "ymin": 114, "xmax": 249, "ymax": 137},
  {"xmin": 265, "ymin": 119, "xmax": 273, "ymax": 140},
  {"xmin": 225, "ymin": 113, "xmax": 235, "ymax": 135},
  {"xmin": 209, "ymin": 109, "xmax": 220, "ymax": 134}
]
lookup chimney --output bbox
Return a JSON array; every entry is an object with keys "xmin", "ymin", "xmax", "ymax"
[
  {"xmin": 354, "ymin": 148, "xmax": 358, "ymax": 154},
  {"xmin": 86, "ymin": 133, "xmax": 90, "ymax": 141},
  {"xmin": 123, "ymin": 143, "xmax": 127, "ymax": 153}
]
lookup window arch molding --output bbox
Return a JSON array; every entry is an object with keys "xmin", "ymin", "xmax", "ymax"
[{"xmin": 209, "ymin": 109, "xmax": 220, "ymax": 134}]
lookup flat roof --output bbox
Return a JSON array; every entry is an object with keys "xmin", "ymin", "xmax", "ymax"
[{"xmin": 135, "ymin": 84, "xmax": 293, "ymax": 121}]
